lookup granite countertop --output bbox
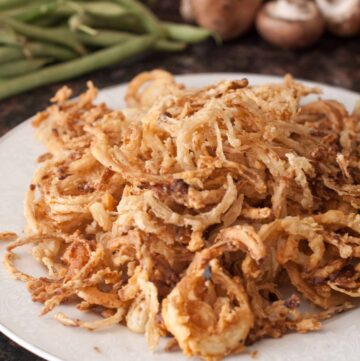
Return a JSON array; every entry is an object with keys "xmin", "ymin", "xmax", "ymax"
[{"xmin": 0, "ymin": 1, "xmax": 359, "ymax": 360}]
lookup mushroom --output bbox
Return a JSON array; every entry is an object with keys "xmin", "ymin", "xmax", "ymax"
[
  {"xmin": 189, "ymin": 0, "xmax": 262, "ymax": 40},
  {"xmin": 256, "ymin": 0, "xmax": 325, "ymax": 49},
  {"xmin": 316, "ymin": 0, "xmax": 360, "ymax": 37}
]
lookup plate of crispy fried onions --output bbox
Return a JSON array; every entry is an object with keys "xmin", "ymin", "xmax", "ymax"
[{"xmin": 0, "ymin": 71, "xmax": 360, "ymax": 361}]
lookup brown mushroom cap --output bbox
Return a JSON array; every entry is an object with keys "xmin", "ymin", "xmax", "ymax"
[
  {"xmin": 316, "ymin": 0, "xmax": 360, "ymax": 36},
  {"xmin": 256, "ymin": 1, "xmax": 325, "ymax": 49},
  {"xmin": 191, "ymin": 0, "xmax": 262, "ymax": 41},
  {"xmin": 329, "ymin": 11, "xmax": 360, "ymax": 36}
]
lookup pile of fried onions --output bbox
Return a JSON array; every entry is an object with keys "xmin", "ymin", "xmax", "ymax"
[{"xmin": 3, "ymin": 70, "xmax": 360, "ymax": 361}]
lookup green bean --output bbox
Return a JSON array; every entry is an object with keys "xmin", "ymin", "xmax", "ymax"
[
  {"xmin": 81, "ymin": 2, "xmax": 130, "ymax": 19},
  {"xmin": 0, "ymin": 0, "xmax": 29, "ymax": 11},
  {"xmin": 66, "ymin": 2, "xmax": 133, "ymax": 34},
  {"xmin": 14, "ymin": 1, "xmax": 58, "ymax": 22},
  {"xmin": 0, "ymin": 42, "xmax": 76, "ymax": 64},
  {"xmin": 4, "ymin": 18, "xmax": 87, "ymax": 54},
  {"xmin": 52, "ymin": 1, "xmax": 130, "ymax": 20},
  {"xmin": 0, "ymin": 31, "xmax": 24, "ymax": 46},
  {"xmin": 48, "ymin": 0, "xmax": 113, "ymax": 19},
  {"xmin": 0, "ymin": 35, "xmax": 155, "ymax": 100},
  {"xmin": 48, "ymin": 2, "xmax": 77, "ymax": 19},
  {"xmin": 69, "ymin": 14, "xmax": 98, "ymax": 35},
  {"xmin": 33, "ymin": 15, "xmax": 66, "ymax": 27},
  {"xmin": 114, "ymin": 0, "xmax": 164, "ymax": 37},
  {"xmin": 163, "ymin": 22, "xmax": 219, "ymax": 44},
  {"xmin": 0, "ymin": 0, "xmax": 57, "ymax": 21},
  {"xmin": 66, "ymin": 12, "xmax": 144, "ymax": 33},
  {"xmin": 25, "ymin": 42, "xmax": 77, "ymax": 61},
  {"xmin": 155, "ymin": 39, "xmax": 187, "ymax": 52},
  {"xmin": 102, "ymin": 16, "xmax": 144, "ymax": 33},
  {"xmin": 74, "ymin": 29, "xmax": 186, "ymax": 52},
  {"xmin": 0, "ymin": 46, "xmax": 23, "ymax": 64},
  {"xmin": 75, "ymin": 30, "xmax": 133, "ymax": 47},
  {"xmin": 0, "ymin": 3, "xmax": 33, "ymax": 17},
  {"xmin": 0, "ymin": 58, "xmax": 53, "ymax": 78}
]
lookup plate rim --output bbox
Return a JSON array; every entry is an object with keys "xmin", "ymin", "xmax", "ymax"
[{"xmin": 0, "ymin": 72, "xmax": 359, "ymax": 361}]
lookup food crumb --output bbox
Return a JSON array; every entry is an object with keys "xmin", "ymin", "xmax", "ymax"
[
  {"xmin": 251, "ymin": 350, "xmax": 258, "ymax": 359},
  {"xmin": 0, "ymin": 232, "xmax": 17, "ymax": 241},
  {"xmin": 165, "ymin": 338, "xmax": 180, "ymax": 352},
  {"xmin": 37, "ymin": 152, "xmax": 53, "ymax": 163},
  {"xmin": 93, "ymin": 346, "xmax": 101, "ymax": 353}
]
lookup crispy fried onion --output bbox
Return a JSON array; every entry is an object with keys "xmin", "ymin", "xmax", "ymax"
[
  {"xmin": 162, "ymin": 236, "xmax": 256, "ymax": 360},
  {"xmin": 3, "ymin": 70, "xmax": 360, "ymax": 361}
]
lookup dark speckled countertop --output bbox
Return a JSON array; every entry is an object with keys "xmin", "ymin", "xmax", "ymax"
[{"xmin": 0, "ymin": 1, "xmax": 359, "ymax": 360}]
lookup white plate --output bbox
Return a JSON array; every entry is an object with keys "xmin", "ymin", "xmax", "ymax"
[{"xmin": 0, "ymin": 73, "xmax": 359, "ymax": 361}]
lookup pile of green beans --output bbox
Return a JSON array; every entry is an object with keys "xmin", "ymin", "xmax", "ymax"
[{"xmin": 0, "ymin": 0, "xmax": 215, "ymax": 100}]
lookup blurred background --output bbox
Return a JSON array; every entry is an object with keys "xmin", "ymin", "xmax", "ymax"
[{"xmin": 0, "ymin": 0, "xmax": 359, "ymax": 359}]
